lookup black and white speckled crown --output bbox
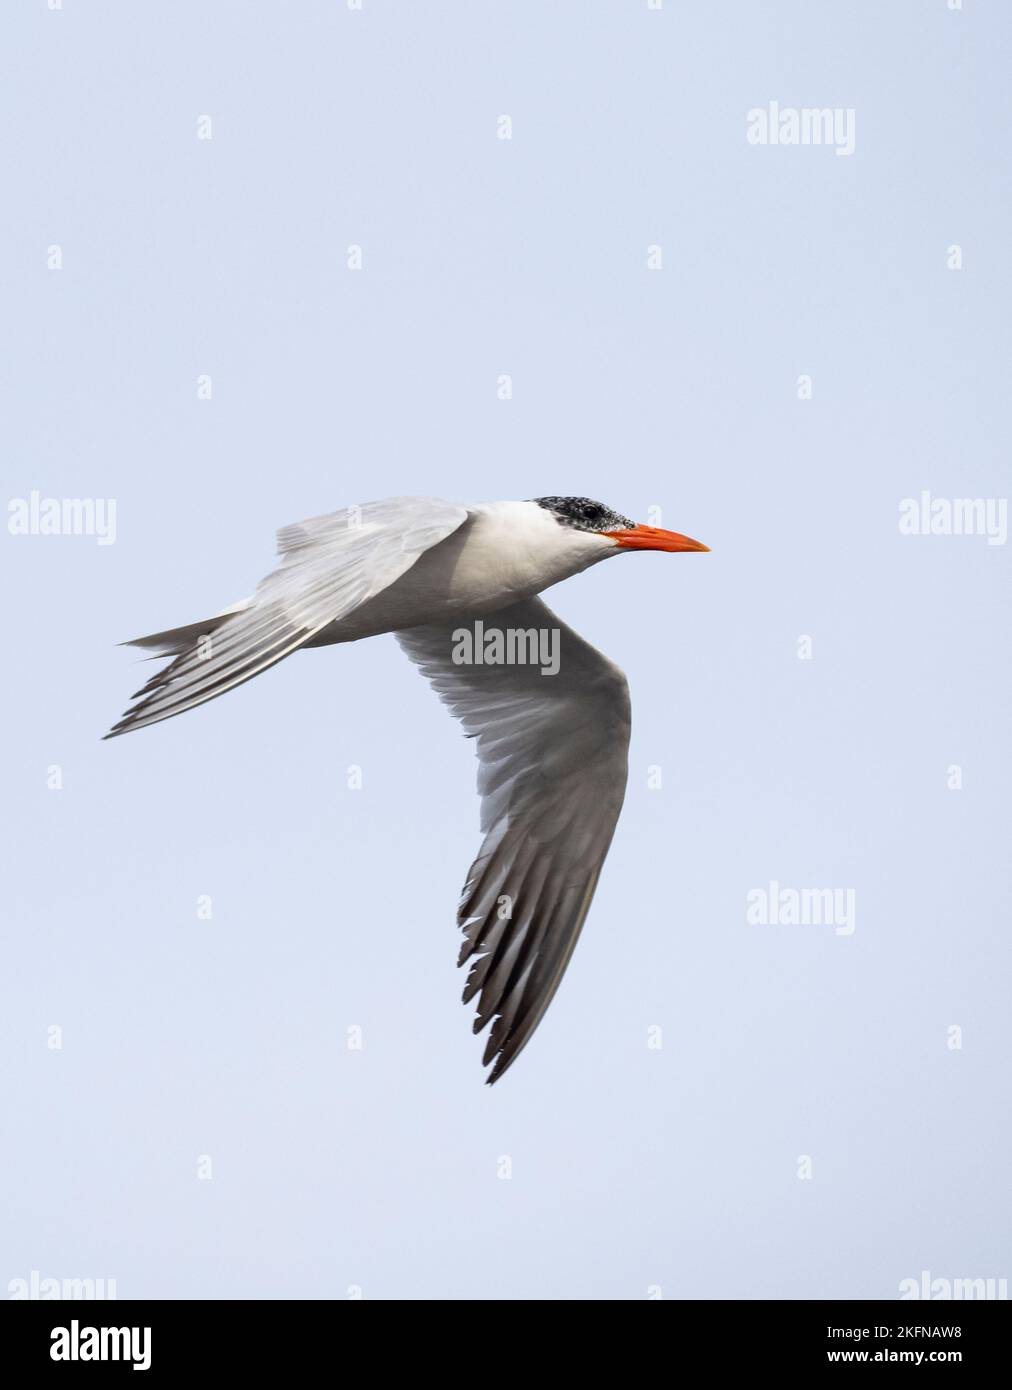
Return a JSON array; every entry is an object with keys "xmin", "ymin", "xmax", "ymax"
[{"xmin": 532, "ymin": 496, "xmax": 634, "ymax": 532}]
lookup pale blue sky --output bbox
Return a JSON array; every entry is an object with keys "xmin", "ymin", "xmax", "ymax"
[{"xmin": 1, "ymin": 1, "xmax": 1009, "ymax": 1299}]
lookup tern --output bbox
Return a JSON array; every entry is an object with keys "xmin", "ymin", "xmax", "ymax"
[{"xmin": 107, "ymin": 496, "xmax": 709, "ymax": 1082}]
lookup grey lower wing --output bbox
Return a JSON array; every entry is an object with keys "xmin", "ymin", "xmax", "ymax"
[{"xmin": 397, "ymin": 596, "xmax": 631, "ymax": 1082}]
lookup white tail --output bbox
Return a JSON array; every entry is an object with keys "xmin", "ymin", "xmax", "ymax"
[{"xmin": 122, "ymin": 599, "xmax": 252, "ymax": 656}]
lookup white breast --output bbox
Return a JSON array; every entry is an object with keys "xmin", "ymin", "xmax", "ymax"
[
  {"xmin": 310, "ymin": 500, "xmax": 613, "ymax": 644},
  {"xmin": 442, "ymin": 501, "xmax": 612, "ymax": 604}
]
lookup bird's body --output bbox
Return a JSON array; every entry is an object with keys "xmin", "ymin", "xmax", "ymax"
[
  {"xmin": 309, "ymin": 501, "xmax": 599, "ymax": 642},
  {"xmin": 108, "ymin": 496, "xmax": 708, "ymax": 1081}
]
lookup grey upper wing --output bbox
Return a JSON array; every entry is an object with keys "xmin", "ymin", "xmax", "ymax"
[
  {"xmin": 397, "ymin": 596, "xmax": 631, "ymax": 1082},
  {"xmin": 107, "ymin": 497, "xmax": 468, "ymax": 737}
]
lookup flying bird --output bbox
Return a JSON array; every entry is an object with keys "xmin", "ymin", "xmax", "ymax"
[{"xmin": 106, "ymin": 496, "xmax": 709, "ymax": 1082}]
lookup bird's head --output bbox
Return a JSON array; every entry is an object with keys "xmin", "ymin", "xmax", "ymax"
[{"xmin": 532, "ymin": 496, "xmax": 709, "ymax": 555}]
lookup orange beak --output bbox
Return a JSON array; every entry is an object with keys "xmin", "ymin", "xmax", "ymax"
[{"xmin": 603, "ymin": 524, "xmax": 710, "ymax": 553}]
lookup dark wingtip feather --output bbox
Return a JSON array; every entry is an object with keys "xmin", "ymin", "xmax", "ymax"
[{"xmin": 485, "ymin": 1046, "xmax": 518, "ymax": 1085}]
